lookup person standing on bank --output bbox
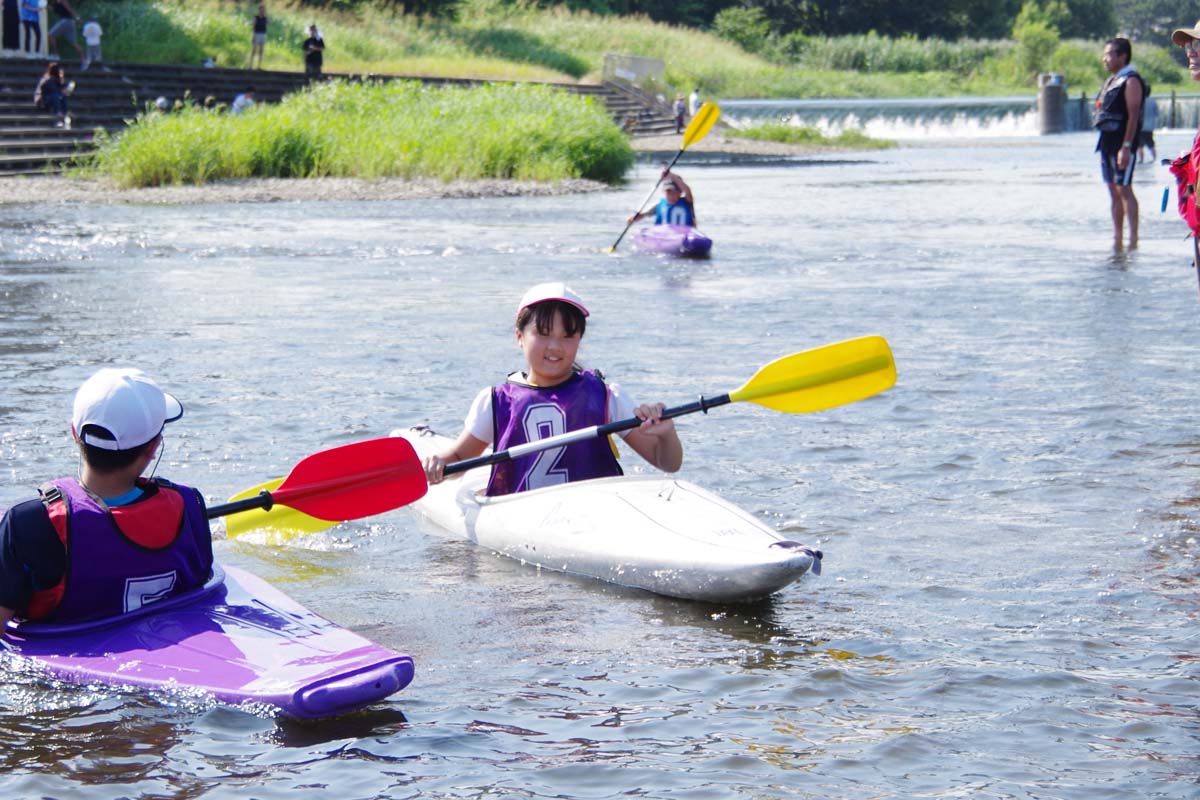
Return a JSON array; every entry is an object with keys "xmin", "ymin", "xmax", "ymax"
[
  {"xmin": 47, "ymin": 0, "xmax": 84, "ymax": 65},
  {"xmin": 248, "ymin": 3, "xmax": 267, "ymax": 70},
  {"xmin": 1139, "ymin": 89, "xmax": 1157, "ymax": 164},
  {"xmin": 303, "ymin": 25, "xmax": 324, "ymax": 77},
  {"xmin": 1093, "ymin": 37, "xmax": 1144, "ymax": 250}
]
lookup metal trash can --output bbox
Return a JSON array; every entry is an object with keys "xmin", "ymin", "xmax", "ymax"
[{"xmin": 1038, "ymin": 73, "xmax": 1067, "ymax": 134}]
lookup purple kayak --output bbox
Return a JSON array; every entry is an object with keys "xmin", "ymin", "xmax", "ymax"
[
  {"xmin": 632, "ymin": 224, "xmax": 713, "ymax": 257},
  {"xmin": 1, "ymin": 564, "xmax": 413, "ymax": 719}
]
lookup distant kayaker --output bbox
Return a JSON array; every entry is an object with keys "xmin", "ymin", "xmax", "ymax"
[
  {"xmin": 0, "ymin": 368, "xmax": 214, "ymax": 629},
  {"xmin": 628, "ymin": 170, "xmax": 696, "ymax": 227},
  {"xmin": 422, "ymin": 282, "xmax": 684, "ymax": 496}
]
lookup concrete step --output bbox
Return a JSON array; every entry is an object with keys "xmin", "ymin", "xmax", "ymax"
[{"xmin": 0, "ymin": 135, "xmax": 94, "ymax": 153}]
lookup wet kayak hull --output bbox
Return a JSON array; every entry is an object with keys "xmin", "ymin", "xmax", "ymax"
[
  {"xmin": 2, "ymin": 564, "xmax": 414, "ymax": 719},
  {"xmin": 393, "ymin": 427, "xmax": 819, "ymax": 602}
]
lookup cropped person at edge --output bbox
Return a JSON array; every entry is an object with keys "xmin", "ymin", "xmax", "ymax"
[{"xmin": 0, "ymin": 369, "xmax": 213, "ymax": 630}]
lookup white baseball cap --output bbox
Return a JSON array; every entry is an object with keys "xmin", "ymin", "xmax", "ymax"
[
  {"xmin": 516, "ymin": 282, "xmax": 589, "ymax": 318},
  {"xmin": 72, "ymin": 368, "xmax": 184, "ymax": 451}
]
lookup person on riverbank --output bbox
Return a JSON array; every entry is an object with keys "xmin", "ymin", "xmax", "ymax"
[
  {"xmin": 673, "ymin": 94, "xmax": 686, "ymax": 133},
  {"xmin": 688, "ymin": 88, "xmax": 701, "ymax": 117},
  {"xmin": 19, "ymin": 0, "xmax": 41, "ymax": 54},
  {"xmin": 34, "ymin": 62, "xmax": 73, "ymax": 128},
  {"xmin": 628, "ymin": 169, "xmax": 696, "ymax": 227},
  {"xmin": 0, "ymin": 368, "xmax": 213, "ymax": 628},
  {"xmin": 1139, "ymin": 90, "xmax": 1157, "ymax": 163},
  {"xmin": 81, "ymin": 18, "xmax": 103, "ymax": 71},
  {"xmin": 1094, "ymin": 37, "xmax": 1144, "ymax": 250},
  {"xmin": 47, "ymin": 0, "xmax": 84, "ymax": 66},
  {"xmin": 303, "ymin": 25, "xmax": 324, "ymax": 77},
  {"xmin": 249, "ymin": 4, "xmax": 268, "ymax": 70},
  {"xmin": 231, "ymin": 87, "xmax": 256, "ymax": 114},
  {"xmin": 421, "ymin": 282, "xmax": 684, "ymax": 496}
]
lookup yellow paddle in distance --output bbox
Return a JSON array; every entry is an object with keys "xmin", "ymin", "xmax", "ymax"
[
  {"xmin": 226, "ymin": 335, "xmax": 895, "ymax": 541},
  {"xmin": 606, "ymin": 101, "xmax": 721, "ymax": 254}
]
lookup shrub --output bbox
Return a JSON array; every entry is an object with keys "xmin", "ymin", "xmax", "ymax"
[
  {"xmin": 86, "ymin": 81, "xmax": 634, "ymax": 186},
  {"xmin": 712, "ymin": 7, "xmax": 771, "ymax": 55}
]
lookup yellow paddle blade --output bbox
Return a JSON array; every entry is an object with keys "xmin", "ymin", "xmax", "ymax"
[
  {"xmin": 223, "ymin": 477, "xmax": 335, "ymax": 540},
  {"xmin": 730, "ymin": 335, "xmax": 896, "ymax": 413},
  {"xmin": 682, "ymin": 102, "xmax": 721, "ymax": 149}
]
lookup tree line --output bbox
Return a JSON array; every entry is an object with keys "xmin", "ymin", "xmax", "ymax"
[{"xmin": 289, "ymin": 0, "xmax": 1200, "ymax": 46}]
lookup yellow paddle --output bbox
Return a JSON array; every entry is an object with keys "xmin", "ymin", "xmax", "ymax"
[
  {"xmin": 223, "ymin": 477, "xmax": 329, "ymax": 539},
  {"xmin": 606, "ymin": 101, "xmax": 721, "ymax": 254},
  {"xmin": 445, "ymin": 334, "xmax": 896, "ymax": 476}
]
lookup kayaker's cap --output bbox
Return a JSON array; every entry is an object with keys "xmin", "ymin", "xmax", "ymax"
[
  {"xmin": 1173, "ymin": 20, "xmax": 1200, "ymax": 46},
  {"xmin": 517, "ymin": 282, "xmax": 589, "ymax": 318},
  {"xmin": 72, "ymin": 368, "xmax": 184, "ymax": 451},
  {"xmin": 662, "ymin": 180, "xmax": 680, "ymax": 192}
]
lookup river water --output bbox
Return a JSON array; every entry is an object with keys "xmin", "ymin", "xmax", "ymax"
[{"xmin": 1, "ymin": 130, "xmax": 1198, "ymax": 799}]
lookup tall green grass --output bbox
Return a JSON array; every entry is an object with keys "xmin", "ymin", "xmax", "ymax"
[{"xmin": 85, "ymin": 81, "xmax": 634, "ymax": 187}]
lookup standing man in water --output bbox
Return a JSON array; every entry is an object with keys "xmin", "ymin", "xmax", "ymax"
[{"xmin": 1094, "ymin": 37, "xmax": 1144, "ymax": 250}]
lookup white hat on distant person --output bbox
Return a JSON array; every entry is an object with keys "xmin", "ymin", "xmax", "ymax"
[
  {"xmin": 72, "ymin": 368, "xmax": 183, "ymax": 451},
  {"xmin": 1172, "ymin": 20, "xmax": 1200, "ymax": 46},
  {"xmin": 517, "ymin": 282, "xmax": 589, "ymax": 318}
]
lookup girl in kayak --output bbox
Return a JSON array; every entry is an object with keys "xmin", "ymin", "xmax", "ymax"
[
  {"xmin": 628, "ymin": 170, "xmax": 696, "ymax": 227},
  {"xmin": 0, "ymin": 368, "xmax": 213, "ymax": 628},
  {"xmin": 422, "ymin": 282, "xmax": 684, "ymax": 496}
]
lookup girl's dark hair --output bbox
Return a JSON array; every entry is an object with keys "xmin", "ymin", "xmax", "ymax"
[
  {"xmin": 79, "ymin": 428, "xmax": 158, "ymax": 473},
  {"xmin": 516, "ymin": 300, "xmax": 586, "ymax": 338}
]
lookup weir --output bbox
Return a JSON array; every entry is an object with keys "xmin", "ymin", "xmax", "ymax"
[{"xmin": 721, "ymin": 93, "xmax": 1200, "ymax": 139}]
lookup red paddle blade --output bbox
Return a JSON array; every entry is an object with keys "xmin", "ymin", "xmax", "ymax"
[{"xmin": 270, "ymin": 437, "xmax": 427, "ymax": 522}]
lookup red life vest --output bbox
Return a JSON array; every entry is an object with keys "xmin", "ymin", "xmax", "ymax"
[{"xmin": 1170, "ymin": 132, "xmax": 1200, "ymax": 238}]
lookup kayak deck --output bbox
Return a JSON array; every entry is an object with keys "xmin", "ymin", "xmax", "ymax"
[
  {"xmin": 632, "ymin": 224, "xmax": 713, "ymax": 257},
  {"xmin": 394, "ymin": 427, "xmax": 819, "ymax": 602},
  {"xmin": 2, "ymin": 564, "xmax": 414, "ymax": 719}
]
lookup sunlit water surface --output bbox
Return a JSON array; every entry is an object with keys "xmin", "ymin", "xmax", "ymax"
[{"xmin": 1, "ymin": 131, "xmax": 1197, "ymax": 799}]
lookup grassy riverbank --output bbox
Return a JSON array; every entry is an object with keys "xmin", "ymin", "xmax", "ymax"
[
  {"xmin": 85, "ymin": 81, "xmax": 633, "ymax": 187},
  {"xmin": 70, "ymin": 0, "xmax": 1191, "ymax": 100}
]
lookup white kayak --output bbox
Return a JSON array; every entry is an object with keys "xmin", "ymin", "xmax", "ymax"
[{"xmin": 391, "ymin": 426, "xmax": 821, "ymax": 602}]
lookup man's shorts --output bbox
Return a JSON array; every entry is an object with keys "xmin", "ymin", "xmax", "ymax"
[
  {"xmin": 50, "ymin": 18, "xmax": 76, "ymax": 43},
  {"xmin": 1101, "ymin": 149, "xmax": 1136, "ymax": 186}
]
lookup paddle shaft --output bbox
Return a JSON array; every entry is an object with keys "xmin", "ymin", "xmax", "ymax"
[
  {"xmin": 208, "ymin": 492, "xmax": 275, "ymax": 519},
  {"xmin": 446, "ymin": 393, "xmax": 731, "ymax": 477}
]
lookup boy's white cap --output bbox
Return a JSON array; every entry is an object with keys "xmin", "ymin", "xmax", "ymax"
[
  {"xmin": 72, "ymin": 368, "xmax": 183, "ymax": 451},
  {"xmin": 517, "ymin": 282, "xmax": 589, "ymax": 318}
]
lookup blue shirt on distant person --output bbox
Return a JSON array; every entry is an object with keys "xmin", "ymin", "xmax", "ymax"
[{"xmin": 654, "ymin": 197, "xmax": 694, "ymax": 226}]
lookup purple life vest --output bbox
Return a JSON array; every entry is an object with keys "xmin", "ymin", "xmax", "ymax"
[
  {"xmin": 487, "ymin": 369, "xmax": 623, "ymax": 496},
  {"xmin": 30, "ymin": 477, "xmax": 213, "ymax": 624}
]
